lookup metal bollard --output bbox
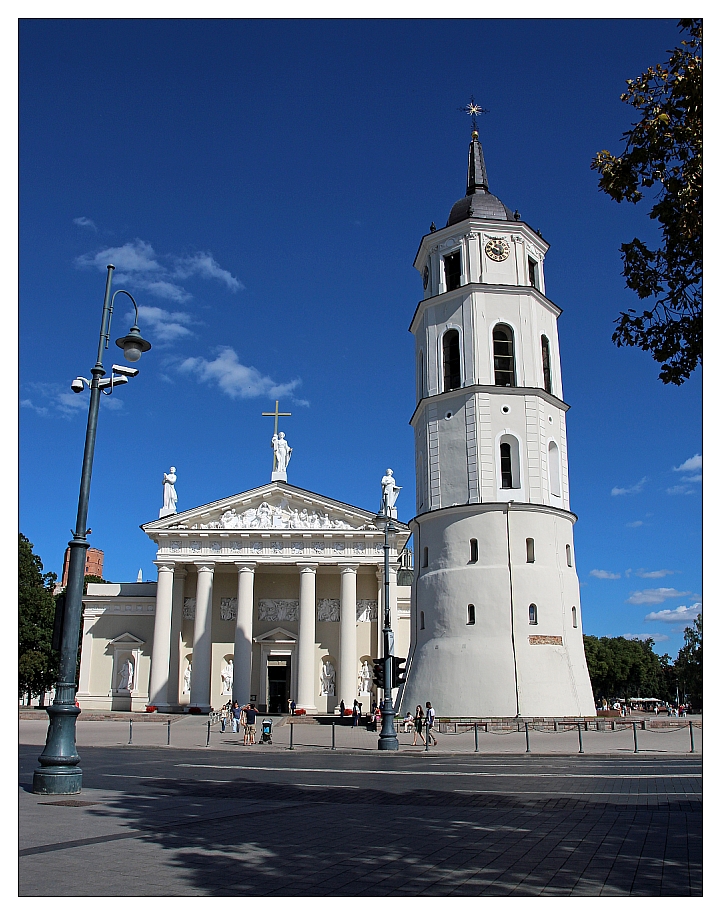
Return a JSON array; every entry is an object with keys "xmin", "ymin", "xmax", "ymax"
[
  {"xmin": 611, "ymin": 719, "xmax": 616, "ymax": 731},
  {"xmin": 332, "ymin": 722, "xmax": 336, "ymax": 750},
  {"xmin": 128, "ymin": 720, "xmax": 133, "ymax": 745},
  {"xmin": 689, "ymin": 720, "xmax": 695, "ymax": 753},
  {"xmin": 554, "ymin": 720, "xmax": 559, "ymax": 732},
  {"xmin": 167, "ymin": 720, "xmax": 171, "ymax": 746},
  {"xmin": 485, "ymin": 722, "xmax": 489, "ymax": 733},
  {"xmin": 577, "ymin": 722, "xmax": 584, "ymax": 754},
  {"xmin": 525, "ymin": 721, "xmax": 531, "ymax": 753},
  {"xmin": 206, "ymin": 720, "xmax": 211, "ymax": 747},
  {"xmin": 289, "ymin": 721, "xmax": 294, "ymax": 750},
  {"xmin": 474, "ymin": 722, "xmax": 479, "ymax": 752},
  {"xmin": 632, "ymin": 721, "xmax": 639, "ymax": 753}
]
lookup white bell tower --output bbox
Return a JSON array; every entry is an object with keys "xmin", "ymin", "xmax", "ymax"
[{"xmin": 400, "ymin": 128, "xmax": 595, "ymax": 718}]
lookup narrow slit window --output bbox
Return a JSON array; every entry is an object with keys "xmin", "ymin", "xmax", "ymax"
[
  {"xmin": 443, "ymin": 250, "xmax": 462, "ymax": 291},
  {"xmin": 572, "ymin": 606, "xmax": 578, "ymax": 628},
  {"xmin": 566, "ymin": 544, "xmax": 572, "ymax": 567},
  {"xmin": 526, "ymin": 538, "xmax": 535, "ymax": 563},
  {"xmin": 420, "ymin": 611, "xmax": 425, "ymax": 630},
  {"xmin": 467, "ymin": 604, "xmax": 476, "ymax": 625},
  {"xmin": 500, "ymin": 442, "xmax": 513, "ymax": 489},
  {"xmin": 422, "ymin": 546, "xmax": 428, "ymax": 568},
  {"xmin": 549, "ymin": 441, "xmax": 561, "ymax": 497},
  {"xmin": 470, "ymin": 539, "xmax": 478, "ymax": 563},
  {"xmin": 541, "ymin": 335, "xmax": 552, "ymax": 394},
  {"xmin": 529, "ymin": 603, "xmax": 538, "ymax": 625},
  {"xmin": 528, "ymin": 257, "xmax": 538, "ymax": 289},
  {"xmin": 493, "ymin": 324, "xmax": 516, "ymax": 386},
  {"xmin": 442, "ymin": 329, "xmax": 461, "ymax": 391}
]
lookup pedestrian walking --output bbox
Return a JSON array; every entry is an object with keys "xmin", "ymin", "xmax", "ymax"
[
  {"xmin": 425, "ymin": 701, "xmax": 438, "ymax": 746},
  {"xmin": 339, "ymin": 699, "xmax": 346, "ymax": 718},
  {"xmin": 290, "ymin": 699, "xmax": 296, "ymax": 716},
  {"xmin": 412, "ymin": 704, "xmax": 425, "ymax": 746},
  {"xmin": 231, "ymin": 700, "xmax": 241, "ymax": 733},
  {"xmin": 352, "ymin": 699, "xmax": 360, "ymax": 727}
]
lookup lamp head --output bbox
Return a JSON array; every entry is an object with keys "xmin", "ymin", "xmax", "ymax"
[{"xmin": 115, "ymin": 324, "xmax": 151, "ymax": 363}]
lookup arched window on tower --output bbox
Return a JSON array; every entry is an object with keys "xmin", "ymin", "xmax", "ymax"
[
  {"xmin": 529, "ymin": 603, "xmax": 538, "ymax": 625},
  {"xmin": 526, "ymin": 538, "xmax": 535, "ymax": 563},
  {"xmin": 420, "ymin": 611, "xmax": 425, "ymax": 630},
  {"xmin": 572, "ymin": 606, "xmax": 578, "ymax": 628},
  {"xmin": 499, "ymin": 435, "xmax": 521, "ymax": 490},
  {"xmin": 422, "ymin": 546, "xmax": 428, "ymax": 568},
  {"xmin": 470, "ymin": 539, "xmax": 478, "ymax": 563},
  {"xmin": 467, "ymin": 604, "xmax": 476, "ymax": 625},
  {"xmin": 493, "ymin": 324, "xmax": 516, "ymax": 386},
  {"xmin": 443, "ymin": 250, "xmax": 462, "ymax": 291},
  {"xmin": 442, "ymin": 329, "xmax": 461, "ymax": 392},
  {"xmin": 548, "ymin": 441, "xmax": 561, "ymax": 497},
  {"xmin": 541, "ymin": 335, "xmax": 552, "ymax": 394}
]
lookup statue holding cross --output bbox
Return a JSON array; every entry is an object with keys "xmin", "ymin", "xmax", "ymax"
[{"xmin": 263, "ymin": 400, "xmax": 293, "ymax": 482}]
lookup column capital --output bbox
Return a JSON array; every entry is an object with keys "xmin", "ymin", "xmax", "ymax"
[
  {"xmin": 154, "ymin": 560, "xmax": 175, "ymax": 573},
  {"xmin": 194, "ymin": 561, "xmax": 215, "ymax": 572},
  {"xmin": 339, "ymin": 563, "xmax": 360, "ymax": 573},
  {"xmin": 234, "ymin": 561, "xmax": 257, "ymax": 573},
  {"xmin": 297, "ymin": 562, "xmax": 318, "ymax": 574}
]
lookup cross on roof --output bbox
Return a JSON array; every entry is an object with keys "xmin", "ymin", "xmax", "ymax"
[
  {"xmin": 459, "ymin": 95, "xmax": 489, "ymax": 132},
  {"xmin": 262, "ymin": 400, "xmax": 291, "ymax": 437}
]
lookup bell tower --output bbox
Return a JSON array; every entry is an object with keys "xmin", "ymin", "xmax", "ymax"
[{"xmin": 400, "ymin": 127, "xmax": 595, "ymax": 718}]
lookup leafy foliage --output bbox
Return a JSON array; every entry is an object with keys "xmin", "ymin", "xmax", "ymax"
[
  {"xmin": 583, "ymin": 634, "xmax": 673, "ymax": 701},
  {"xmin": 19, "ymin": 534, "xmax": 58, "ymax": 699},
  {"xmin": 591, "ymin": 19, "xmax": 701, "ymax": 385},
  {"xmin": 675, "ymin": 613, "xmax": 702, "ymax": 708}
]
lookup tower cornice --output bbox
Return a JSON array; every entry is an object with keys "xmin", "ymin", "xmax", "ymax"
[
  {"xmin": 409, "ymin": 283, "xmax": 562, "ymax": 335},
  {"xmin": 411, "ymin": 500, "xmax": 578, "ymax": 526},
  {"xmin": 408, "ymin": 384, "xmax": 569, "ymax": 427},
  {"xmin": 414, "ymin": 218, "xmax": 549, "ymax": 270}
]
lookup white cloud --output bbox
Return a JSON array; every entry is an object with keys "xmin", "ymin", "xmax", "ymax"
[
  {"xmin": 590, "ymin": 569, "xmax": 620, "ymax": 580},
  {"xmin": 626, "ymin": 520, "xmax": 643, "ymax": 528},
  {"xmin": 666, "ymin": 484, "xmax": 695, "ymax": 496},
  {"xmin": 682, "ymin": 474, "xmax": 702, "ymax": 483},
  {"xmin": 133, "ymin": 305, "xmax": 195, "ymax": 343},
  {"xmin": 173, "ymin": 252, "xmax": 243, "ymax": 292},
  {"xmin": 626, "ymin": 588, "xmax": 691, "ymax": 605},
  {"xmin": 73, "ymin": 216, "xmax": 97, "ymax": 231},
  {"xmin": 636, "ymin": 569, "xmax": 677, "ymax": 579},
  {"xmin": 674, "ymin": 454, "xmax": 701, "ymax": 473},
  {"xmin": 178, "ymin": 346, "xmax": 302, "ymax": 401},
  {"xmin": 611, "ymin": 477, "xmax": 647, "ymax": 496},
  {"xmin": 75, "ymin": 238, "xmax": 242, "ymax": 304},
  {"xmin": 644, "ymin": 602, "xmax": 702, "ymax": 623},
  {"xmin": 622, "ymin": 632, "xmax": 670, "ymax": 642}
]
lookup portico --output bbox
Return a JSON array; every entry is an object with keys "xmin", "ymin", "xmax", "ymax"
[{"xmin": 78, "ymin": 481, "xmax": 410, "ymax": 714}]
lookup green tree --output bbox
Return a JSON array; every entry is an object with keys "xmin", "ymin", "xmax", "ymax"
[
  {"xmin": 591, "ymin": 19, "xmax": 702, "ymax": 385},
  {"xmin": 19, "ymin": 534, "xmax": 59, "ymax": 701},
  {"xmin": 675, "ymin": 612, "xmax": 702, "ymax": 709},
  {"xmin": 583, "ymin": 635, "xmax": 672, "ymax": 702}
]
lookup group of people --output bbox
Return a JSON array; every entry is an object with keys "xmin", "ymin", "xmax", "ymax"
[
  {"xmin": 401, "ymin": 702, "xmax": 438, "ymax": 746},
  {"xmin": 338, "ymin": 699, "xmax": 382, "ymax": 729},
  {"xmin": 229, "ymin": 700, "xmax": 258, "ymax": 745}
]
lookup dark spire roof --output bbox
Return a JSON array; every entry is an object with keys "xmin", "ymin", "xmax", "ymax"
[{"xmin": 447, "ymin": 129, "xmax": 515, "ymax": 227}]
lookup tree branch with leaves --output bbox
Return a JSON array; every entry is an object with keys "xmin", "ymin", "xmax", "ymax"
[{"xmin": 592, "ymin": 19, "xmax": 701, "ymax": 385}]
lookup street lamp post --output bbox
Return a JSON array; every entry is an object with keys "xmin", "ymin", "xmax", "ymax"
[
  {"xmin": 375, "ymin": 472, "xmax": 400, "ymax": 751},
  {"xmin": 32, "ymin": 265, "xmax": 151, "ymax": 795}
]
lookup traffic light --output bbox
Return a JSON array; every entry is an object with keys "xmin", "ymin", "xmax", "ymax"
[
  {"xmin": 372, "ymin": 659, "xmax": 385, "ymax": 691},
  {"xmin": 392, "ymin": 656, "xmax": 407, "ymax": 688}
]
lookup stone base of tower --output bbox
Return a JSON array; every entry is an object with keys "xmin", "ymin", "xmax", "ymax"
[{"xmin": 398, "ymin": 503, "xmax": 596, "ymax": 720}]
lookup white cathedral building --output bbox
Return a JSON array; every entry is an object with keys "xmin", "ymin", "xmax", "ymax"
[{"xmin": 79, "ymin": 127, "xmax": 595, "ymax": 719}]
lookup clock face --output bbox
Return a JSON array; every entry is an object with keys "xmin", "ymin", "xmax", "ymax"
[
  {"xmin": 485, "ymin": 237, "xmax": 510, "ymax": 262},
  {"xmin": 422, "ymin": 265, "xmax": 429, "ymax": 289}
]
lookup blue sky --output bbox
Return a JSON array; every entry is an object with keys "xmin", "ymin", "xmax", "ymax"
[{"xmin": 19, "ymin": 17, "xmax": 701, "ymax": 659}]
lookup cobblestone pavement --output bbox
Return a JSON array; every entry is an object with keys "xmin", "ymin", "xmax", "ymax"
[{"xmin": 20, "ymin": 739, "xmax": 701, "ymax": 897}]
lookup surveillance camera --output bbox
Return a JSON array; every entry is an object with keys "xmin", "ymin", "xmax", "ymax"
[
  {"xmin": 70, "ymin": 378, "xmax": 85, "ymax": 393},
  {"xmin": 111, "ymin": 364, "xmax": 139, "ymax": 378}
]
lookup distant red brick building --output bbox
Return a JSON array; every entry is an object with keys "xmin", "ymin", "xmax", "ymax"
[{"xmin": 61, "ymin": 547, "xmax": 104, "ymax": 588}]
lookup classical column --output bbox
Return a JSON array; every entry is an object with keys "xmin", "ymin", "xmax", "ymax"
[
  {"xmin": 339, "ymin": 564, "xmax": 359, "ymax": 707},
  {"xmin": 76, "ymin": 612, "xmax": 95, "ymax": 700},
  {"xmin": 390, "ymin": 561, "xmax": 399, "ymax": 637},
  {"xmin": 233, "ymin": 562, "xmax": 256, "ymax": 706},
  {"xmin": 190, "ymin": 562, "xmax": 214, "ymax": 712},
  {"xmin": 296, "ymin": 563, "xmax": 318, "ymax": 712},
  {"xmin": 166, "ymin": 567, "xmax": 186, "ymax": 707},
  {"xmin": 376, "ymin": 567, "xmax": 384, "ymax": 661},
  {"xmin": 148, "ymin": 562, "xmax": 175, "ymax": 710}
]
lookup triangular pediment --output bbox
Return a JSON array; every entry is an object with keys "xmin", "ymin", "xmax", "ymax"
[
  {"xmin": 254, "ymin": 627, "xmax": 297, "ymax": 643},
  {"xmin": 109, "ymin": 632, "xmax": 145, "ymax": 646},
  {"xmin": 142, "ymin": 481, "xmax": 407, "ymax": 535}
]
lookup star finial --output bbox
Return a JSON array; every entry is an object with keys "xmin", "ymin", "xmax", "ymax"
[{"xmin": 459, "ymin": 95, "xmax": 489, "ymax": 133}]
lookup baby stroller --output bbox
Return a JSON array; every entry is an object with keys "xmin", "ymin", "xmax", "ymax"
[{"xmin": 259, "ymin": 718, "xmax": 273, "ymax": 744}]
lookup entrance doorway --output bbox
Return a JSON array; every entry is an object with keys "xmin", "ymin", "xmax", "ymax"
[{"xmin": 267, "ymin": 658, "xmax": 290, "ymax": 713}]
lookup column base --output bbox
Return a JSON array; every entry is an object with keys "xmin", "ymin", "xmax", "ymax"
[
  {"xmin": 32, "ymin": 766, "xmax": 83, "ymax": 795},
  {"xmin": 377, "ymin": 735, "xmax": 399, "ymax": 750},
  {"xmin": 271, "ymin": 470, "xmax": 287, "ymax": 482}
]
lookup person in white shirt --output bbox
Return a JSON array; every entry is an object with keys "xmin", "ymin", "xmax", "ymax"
[{"xmin": 425, "ymin": 701, "xmax": 438, "ymax": 746}]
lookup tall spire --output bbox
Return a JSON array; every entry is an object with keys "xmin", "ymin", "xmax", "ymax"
[{"xmin": 467, "ymin": 131, "xmax": 489, "ymax": 195}]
